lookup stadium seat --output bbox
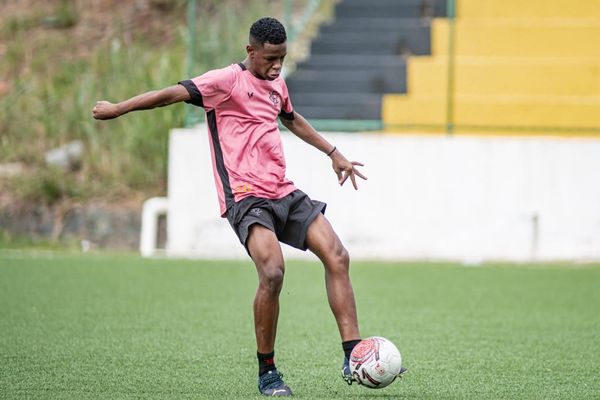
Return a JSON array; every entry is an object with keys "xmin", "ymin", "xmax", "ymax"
[{"xmin": 382, "ymin": 0, "xmax": 600, "ymax": 134}]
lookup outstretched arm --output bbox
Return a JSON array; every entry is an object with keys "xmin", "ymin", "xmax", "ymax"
[
  {"xmin": 280, "ymin": 112, "xmax": 367, "ymax": 189},
  {"xmin": 92, "ymin": 84, "xmax": 191, "ymax": 120}
]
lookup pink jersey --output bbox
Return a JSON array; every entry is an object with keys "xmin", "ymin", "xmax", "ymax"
[{"xmin": 179, "ymin": 63, "xmax": 297, "ymax": 217}]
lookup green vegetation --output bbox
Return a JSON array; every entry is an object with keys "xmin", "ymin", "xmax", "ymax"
[
  {"xmin": 1, "ymin": 253, "xmax": 599, "ymax": 399},
  {"xmin": 0, "ymin": 0, "xmax": 279, "ymax": 204},
  {"xmin": 0, "ymin": 228, "xmax": 79, "ymax": 250},
  {"xmin": 42, "ymin": 0, "xmax": 79, "ymax": 29}
]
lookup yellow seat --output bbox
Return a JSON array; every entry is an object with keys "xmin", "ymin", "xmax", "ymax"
[
  {"xmin": 458, "ymin": 0, "xmax": 600, "ymax": 19},
  {"xmin": 382, "ymin": 0, "xmax": 600, "ymax": 135},
  {"xmin": 432, "ymin": 19, "xmax": 600, "ymax": 59},
  {"xmin": 408, "ymin": 57, "xmax": 600, "ymax": 96},
  {"xmin": 383, "ymin": 94, "xmax": 600, "ymax": 130}
]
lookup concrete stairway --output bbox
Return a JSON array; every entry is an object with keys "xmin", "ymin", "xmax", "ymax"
[{"xmin": 286, "ymin": 0, "xmax": 446, "ymax": 121}]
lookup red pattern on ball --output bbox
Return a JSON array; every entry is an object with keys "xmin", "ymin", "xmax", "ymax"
[{"xmin": 351, "ymin": 338, "xmax": 379, "ymax": 364}]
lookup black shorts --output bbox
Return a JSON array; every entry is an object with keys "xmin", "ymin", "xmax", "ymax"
[{"xmin": 226, "ymin": 190, "xmax": 327, "ymax": 252}]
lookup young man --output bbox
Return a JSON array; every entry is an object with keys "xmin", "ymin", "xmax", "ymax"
[{"xmin": 93, "ymin": 17, "xmax": 367, "ymax": 396}]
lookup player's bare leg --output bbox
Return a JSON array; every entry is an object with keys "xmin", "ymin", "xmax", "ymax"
[
  {"xmin": 247, "ymin": 224, "xmax": 285, "ymax": 354},
  {"xmin": 305, "ymin": 214, "xmax": 360, "ymax": 341},
  {"xmin": 247, "ymin": 224, "xmax": 293, "ymax": 396},
  {"xmin": 305, "ymin": 214, "xmax": 361, "ymax": 384}
]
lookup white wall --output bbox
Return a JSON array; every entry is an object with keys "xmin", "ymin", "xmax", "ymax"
[{"xmin": 166, "ymin": 125, "xmax": 600, "ymax": 262}]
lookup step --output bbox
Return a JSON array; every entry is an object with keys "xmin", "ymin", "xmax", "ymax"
[
  {"xmin": 310, "ymin": 38, "xmax": 428, "ymax": 56},
  {"xmin": 290, "ymin": 93, "xmax": 382, "ymax": 108},
  {"xmin": 459, "ymin": 0, "xmax": 600, "ymax": 18},
  {"xmin": 321, "ymin": 17, "xmax": 427, "ymax": 32},
  {"xmin": 301, "ymin": 119, "xmax": 383, "ymax": 132},
  {"xmin": 341, "ymin": 0, "xmax": 423, "ymax": 6},
  {"xmin": 288, "ymin": 69, "xmax": 406, "ymax": 82},
  {"xmin": 339, "ymin": 0, "xmax": 447, "ymax": 17},
  {"xmin": 287, "ymin": 78, "xmax": 405, "ymax": 94},
  {"xmin": 313, "ymin": 30, "xmax": 431, "ymax": 55},
  {"xmin": 286, "ymin": 69, "xmax": 406, "ymax": 94},
  {"xmin": 292, "ymin": 104, "xmax": 381, "ymax": 120},
  {"xmin": 335, "ymin": 3, "xmax": 422, "ymax": 18},
  {"xmin": 407, "ymin": 57, "xmax": 600, "ymax": 96},
  {"xmin": 296, "ymin": 54, "xmax": 406, "ymax": 69},
  {"xmin": 290, "ymin": 66, "xmax": 406, "ymax": 84},
  {"xmin": 316, "ymin": 31, "xmax": 429, "ymax": 44},
  {"xmin": 382, "ymin": 94, "xmax": 600, "ymax": 128},
  {"xmin": 432, "ymin": 19, "xmax": 600, "ymax": 58}
]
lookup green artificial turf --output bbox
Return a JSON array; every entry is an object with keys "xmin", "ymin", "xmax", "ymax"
[{"xmin": 1, "ymin": 252, "xmax": 599, "ymax": 399}]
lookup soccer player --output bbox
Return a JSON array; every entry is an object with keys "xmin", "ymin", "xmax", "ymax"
[{"xmin": 93, "ymin": 17, "xmax": 367, "ymax": 396}]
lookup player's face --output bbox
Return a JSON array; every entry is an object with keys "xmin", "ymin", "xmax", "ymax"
[{"xmin": 248, "ymin": 42, "xmax": 287, "ymax": 80}]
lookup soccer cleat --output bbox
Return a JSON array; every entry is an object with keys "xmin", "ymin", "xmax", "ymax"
[
  {"xmin": 397, "ymin": 366, "xmax": 408, "ymax": 377},
  {"xmin": 341, "ymin": 357, "xmax": 355, "ymax": 385},
  {"xmin": 258, "ymin": 369, "xmax": 293, "ymax": 396}
]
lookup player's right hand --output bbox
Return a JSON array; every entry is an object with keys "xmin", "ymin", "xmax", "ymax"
[{"xmin": 92, "ymin": 101, "xmax": 120, "ymax": 120}]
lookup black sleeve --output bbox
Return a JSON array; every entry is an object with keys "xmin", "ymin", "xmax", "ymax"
[
  {"xmin": 178, "ymin": 80, "xmax": 204, "ymax": 107},
  {"xmin": 279, "ymin": 109, "xmax": 295, "ymax": 120}
]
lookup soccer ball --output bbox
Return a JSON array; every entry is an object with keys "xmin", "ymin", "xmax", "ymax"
[{"xmin": 349, "ymin": 336, "xmax": 402, "ymax": 389}]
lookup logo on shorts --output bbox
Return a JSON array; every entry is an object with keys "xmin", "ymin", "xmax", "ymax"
[{"xmin": 250, "ymin": 208, "xmax": 263, "ymax": 216}]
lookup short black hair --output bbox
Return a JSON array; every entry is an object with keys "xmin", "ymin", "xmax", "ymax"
[{"xmin": 249, "ymin": 17, "xmax": 287, "ymax": 46}]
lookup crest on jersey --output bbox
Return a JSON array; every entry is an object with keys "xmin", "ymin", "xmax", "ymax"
[{"xmin": 269, "ymin": 91, "xmax": 281, "ymax": 108}]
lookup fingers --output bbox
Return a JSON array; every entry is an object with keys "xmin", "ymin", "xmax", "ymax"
[
  {"xmin": 333, "ymin": 156, "xmax": 367, "ymax": 189},
  {"xmin": 342, "ymin": 169, "xmax": 359, "ymax": 190},
  {"xmin": 92, "ymin": 101, "xmax": 104, "ymax": 119},
  {"xmin": 339, "ymin": 169, "xmax": 357, "ymax": 190},
  {"xmin": 351, "ymin": 161, "xmax": 368, "ymax": 180},
  {"xmin": 339, "ymin": 168, "xmax": 367, "ymax": 190},
  {"xmin": 350, "ymin": 172, "xmax": 358, "ymax": 190},
  {"xmin": 335, "ymin": 168, "xmax": 343, "ymax": 184},
  {"xmin": 92, "ymin": 101, "xmax": 118, "ymax": 120},
  {"xmin": 340, "ymin": 170, "xmax": 350, "ymax": 186},
  {"xmin": 353, "ymin": 168, "xmax": 368, "ymax": 181}
]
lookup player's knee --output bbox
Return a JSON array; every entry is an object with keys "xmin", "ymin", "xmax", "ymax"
[
  {"xmin": 259, "ymin": 264, "xmax": 285, "ymax": 294},
  {"xmin": 339, "ymin": 245, "xmax": 350, "ymax": 269},
  {"xmin": 329, "ymin": 243, "xmax": 350, "ymax": 273}
]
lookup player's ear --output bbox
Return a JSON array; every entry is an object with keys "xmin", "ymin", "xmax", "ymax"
[{"xmin": 246, "ymin": 44, "xmax": 254, "ymax": 57}]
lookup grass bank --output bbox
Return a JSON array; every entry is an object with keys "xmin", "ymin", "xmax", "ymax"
[{"xmin": 0, "ymin": 0, "xmax": 278, "ymax": 205}]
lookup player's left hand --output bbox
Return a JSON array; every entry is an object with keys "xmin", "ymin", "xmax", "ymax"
[{"xmin": 331, "ymin": 150, "xmax": 367, "ymax": 190}]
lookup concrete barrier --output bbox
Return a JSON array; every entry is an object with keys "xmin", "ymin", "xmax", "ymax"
[{"xmin": 163, "ymin": 124, "xmax": 600, "ymax": 262}]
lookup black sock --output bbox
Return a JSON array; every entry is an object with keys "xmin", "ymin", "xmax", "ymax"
[
  {"xmin": 257, "ymin": 351, "xmax": 276, "ymax": 376},
  {"xmin": 342, "ymin": 339, "xmax": 361, "ymax": 360}
]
